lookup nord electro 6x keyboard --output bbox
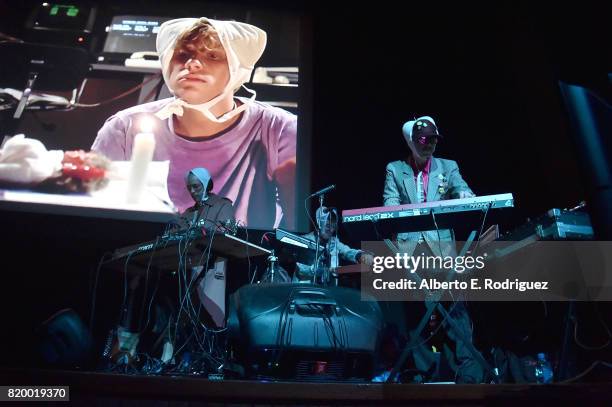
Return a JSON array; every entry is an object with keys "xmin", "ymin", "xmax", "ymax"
[{"xmin": 341, "ymin": 193, "xmax": 514, "ymax": 239}]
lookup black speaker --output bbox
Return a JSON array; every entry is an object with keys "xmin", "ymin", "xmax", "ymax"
[
  {"xmin": 36, "ymin": 308, "xmax": 92, "ymax": 367},
  {"xmin": 228, "ymin": 283, "xmax": 383, "ymax": 382}
]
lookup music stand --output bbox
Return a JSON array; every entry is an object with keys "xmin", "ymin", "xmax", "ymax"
[{"xmin": 0, "ymin": 41, "xmax": 89, "ymax": 135}]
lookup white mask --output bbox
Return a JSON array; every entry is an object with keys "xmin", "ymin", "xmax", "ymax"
[{"xmin": 154, "ymin": 17, "xmax": 267, "ymax": 123}]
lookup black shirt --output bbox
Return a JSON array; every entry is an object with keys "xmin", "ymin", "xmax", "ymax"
[{"xmin": 177, "ymin": 193, "xmax": 235, "ymax": 233}]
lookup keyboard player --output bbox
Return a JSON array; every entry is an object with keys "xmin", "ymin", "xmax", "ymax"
[
  {"xmin": 383, "ymin": 115, "xmax": 475, "ymax": 257},
  {"xmin": 279, "ymin": 206, "xmax": 374, "ymax": 284},
  {"xmin": 381, "ymin": 115, "xmax": 484, "ymax": 383},
  {"xmin": 106, "ymin": 167, "xmax": 235, "ymax": 366},
  {"xmin": 175, "ymin": 167, "xmax": 235, "ymax": 232},
  {"xmin": 169, "ymin": 167, "xmax": 236, "ymax": 329}
]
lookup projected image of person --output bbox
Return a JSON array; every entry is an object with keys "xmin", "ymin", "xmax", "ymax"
[{"xmin": 92, "ymin": 17, "xmax": 297, "ymax": 229}]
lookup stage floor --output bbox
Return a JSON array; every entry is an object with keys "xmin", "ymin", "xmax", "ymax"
[{"xmin": 1, "ymin": 367, "xmax": 611, "ymax": 405}]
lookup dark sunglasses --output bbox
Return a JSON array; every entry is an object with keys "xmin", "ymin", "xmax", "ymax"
[{"xmin": 416, "ymin": 135, "xmax": 440, "ymax": 145}]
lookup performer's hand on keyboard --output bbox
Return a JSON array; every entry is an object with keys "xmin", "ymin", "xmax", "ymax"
[
  {"xmin": 458, "ymin": 191, "xmax": 475, "ymax": 199},
  {"xmin": 359, "ymin": 252, "xmax": 375, "ymax": 267}
]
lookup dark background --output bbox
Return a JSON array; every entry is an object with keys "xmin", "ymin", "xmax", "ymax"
[
  {"xmin": 309, "ymin": 2, "xmax": 609, "ymax": 231},
  {"xmin": 0, "ymin": 0, "xmax": 610, "ymax": 379}
]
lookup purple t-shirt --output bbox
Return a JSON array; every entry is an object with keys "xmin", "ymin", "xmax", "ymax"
[{"xmin": 92, "ymin": 97, "xmax": 297, "ymax": 229}]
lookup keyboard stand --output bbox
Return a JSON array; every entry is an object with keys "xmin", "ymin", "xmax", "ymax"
[{"xmin": 384, "ymin": 229, "xmax": 498, "ymax": 383}]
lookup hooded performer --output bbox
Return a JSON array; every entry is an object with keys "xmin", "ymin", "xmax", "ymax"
[
  {"xmin": 179, "ymin": 166, "xmax": 234, "ymax": 232},
  {"xmin": 383, "ymin": 115, "xmax": 475, "ymax": 257},
  {"xmin": 381, "ymin": 116, "xmax": 486, "ymax": 384},
  {"xmin": 92, "ymin": 17, "xmax": 297, "ymax": 229}
]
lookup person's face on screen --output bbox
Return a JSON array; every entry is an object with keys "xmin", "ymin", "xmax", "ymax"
[
  {"xmin": 187, "ymin": 173, "xmax": 205, "ymax": 203},
  {"xmin": 168, "ymin": 39, "xmax": 230, "ymax": 105}
]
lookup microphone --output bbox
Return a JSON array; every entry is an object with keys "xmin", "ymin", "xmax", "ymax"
[{"xmin": 309, "ymin": 184, "xmax": 335, "ymax": 198}]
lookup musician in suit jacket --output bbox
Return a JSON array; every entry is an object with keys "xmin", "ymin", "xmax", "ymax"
[
  {"xmin": 383, "ymin": 115, "xmax": 475, "ymax": 257},
  {"xmin": 381, "ymin": 116, "xmax": 484, "ymax": 383}
]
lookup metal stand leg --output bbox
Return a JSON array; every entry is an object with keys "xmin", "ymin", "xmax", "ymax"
[
  {"xmin": 385, "ymin": 230, "xmax": 498, "ymax": 383},
  {"xmin": 557, "ymin": 300, "xmax": 576, "ymax": 380}
]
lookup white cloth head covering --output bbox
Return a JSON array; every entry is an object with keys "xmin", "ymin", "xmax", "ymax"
[
  {"xmin": 155, "ymin": 17, "xmax": 267, "ymax": 123},
  {"xmin": 402, "ymin": 115, "xmax": 437, "ymax": 153},
  {"xmin": 186, "ymin": 167, "xmax": 211, "ymax": 187},
  {"xmin": 315, "ymin": 206, "xmax": 338, "ymax": 231},
  {"xmin": 186, "ymin": 166, "xmax": 212, "ymax": 201}
]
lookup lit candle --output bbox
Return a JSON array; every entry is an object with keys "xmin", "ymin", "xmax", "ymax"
[{"xmin": 126, "ymin": 117, "xmax": 156, "ymax": 204}]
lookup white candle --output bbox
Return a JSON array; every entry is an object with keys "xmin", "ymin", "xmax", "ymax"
[{"xmin": 126, "ymin": 119, "xmax": 156, "ymax": 204}]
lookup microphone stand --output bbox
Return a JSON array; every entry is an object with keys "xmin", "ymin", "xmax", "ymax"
[
  {"xmin": 265, "ymin": 250, "xmax": 278, "ymax": 283},
  {"xmin": 306, "ymin": 185, "xmax": 334, "ymax": 285},
  {"xmin": 312, "ymin": 194, "xmax": 325, "ymax": 285}
]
